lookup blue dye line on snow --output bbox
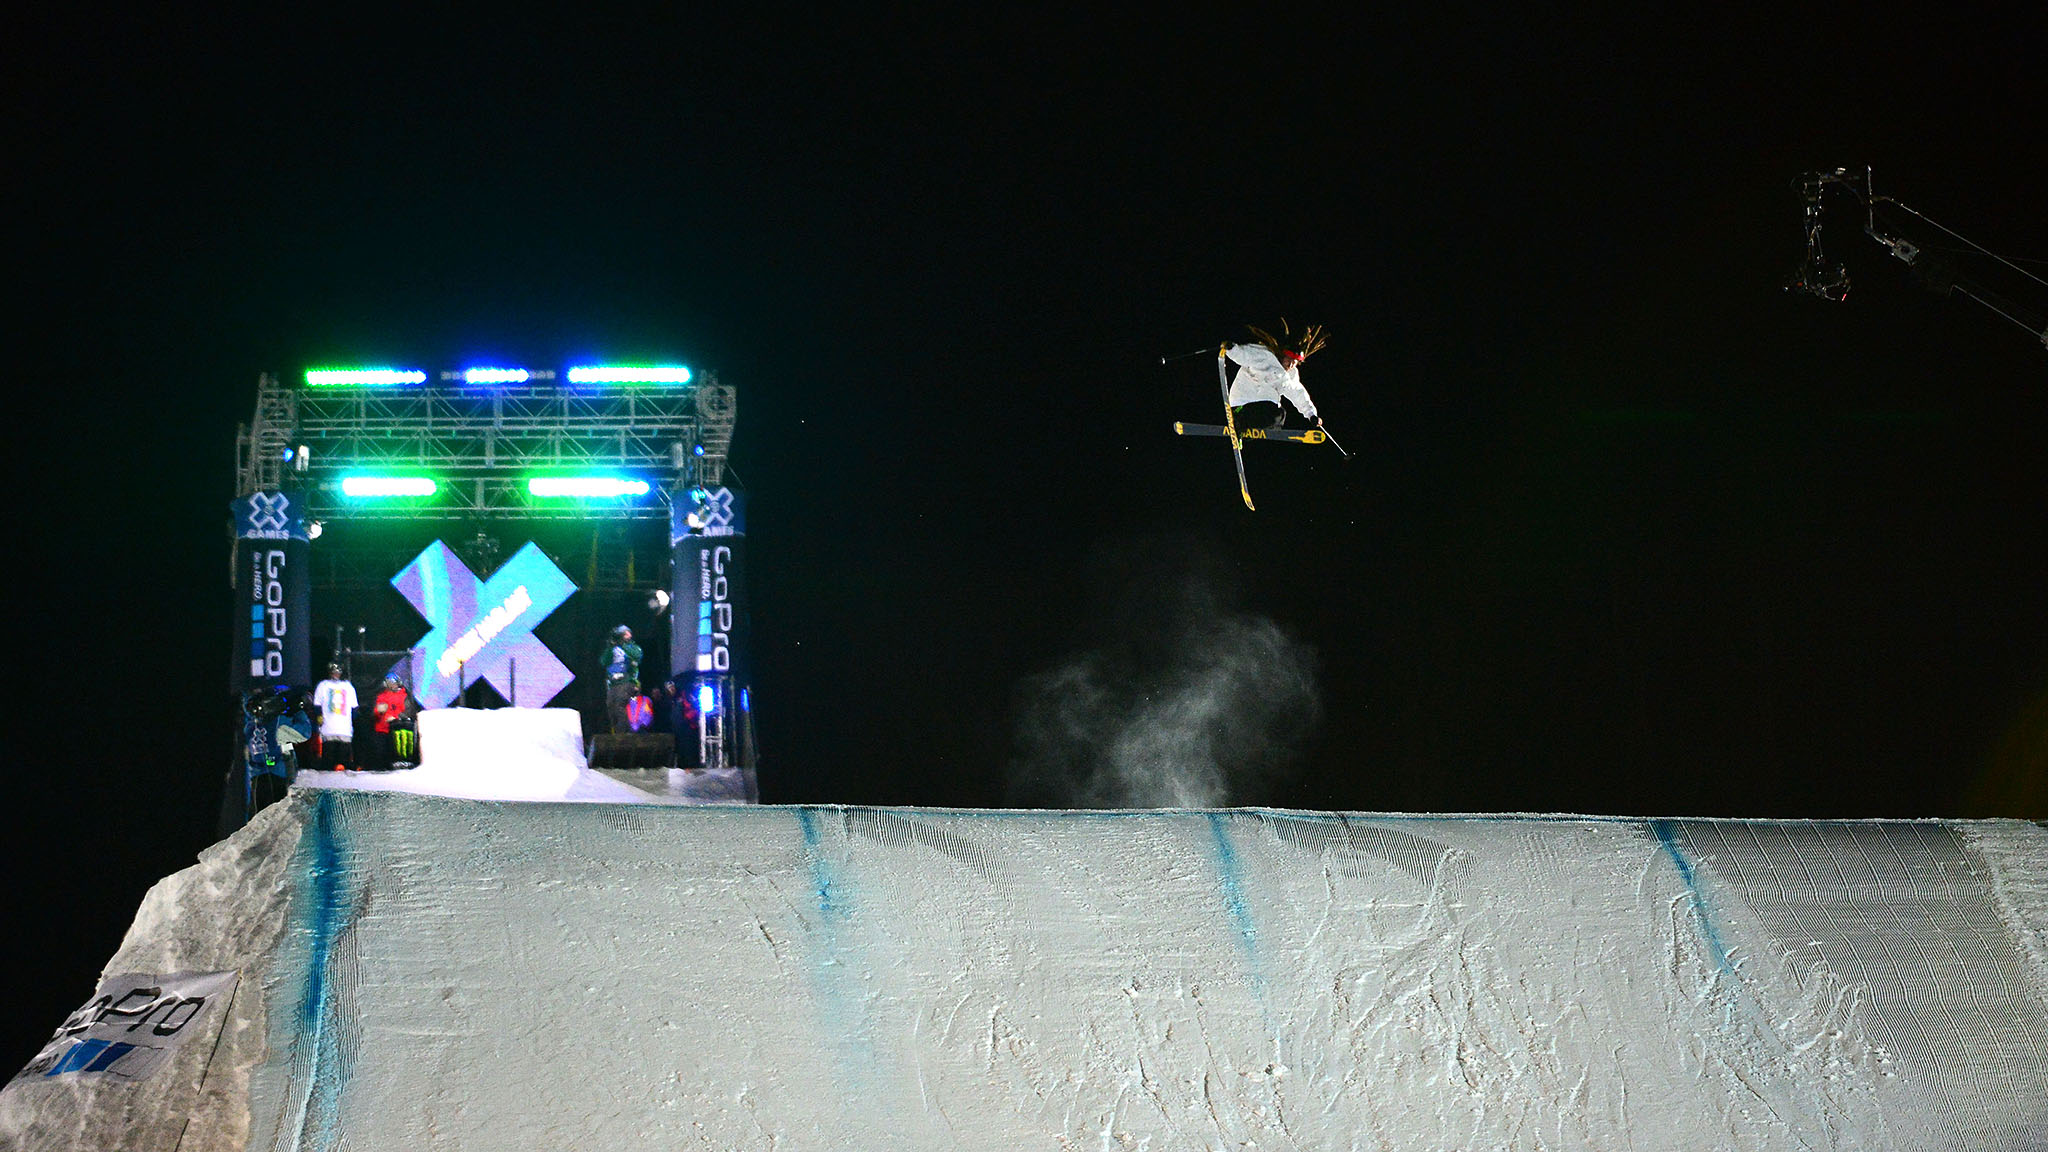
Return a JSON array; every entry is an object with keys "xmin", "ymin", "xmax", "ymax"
[
  {"xmin": 1208, "ymin": 812, "xmax": 1286, "ymax": 1053},
  {"xmin": 285, "ymin": 792, "xmax": 354, "ymax": 1151},
  {"xmin": 796, "ymin": 807, "xmax": 845, "ymax": 924},
  {"xmin": 1206, "ymin": 812, "xmax": 1258, "ymax": 959},
  {"xmin": 1652, "ymin": 819, "xmax": 1734, "ymax": 977},
  {"xmin": 792, "ymin": 808, "xmax": 881, "ymax": 1097}
]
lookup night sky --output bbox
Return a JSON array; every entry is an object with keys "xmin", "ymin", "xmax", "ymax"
[{"xmin": 8, "ymin": 9, "xmax": 2043, "ymax": 1067}]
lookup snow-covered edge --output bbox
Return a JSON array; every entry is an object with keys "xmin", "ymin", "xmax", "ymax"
[
  {"xmin": 0, "ymin": 795, "xmax": 308, "ymax": 1152},
  {"xmin": 1960, "ymin": 819, "xmax": 2048, "ymax": 1010}
]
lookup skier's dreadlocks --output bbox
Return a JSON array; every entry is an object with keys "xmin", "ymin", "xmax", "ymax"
[{"xmin": 1246, "ymin": 320, "xmax": 1327, "ymax": 364}]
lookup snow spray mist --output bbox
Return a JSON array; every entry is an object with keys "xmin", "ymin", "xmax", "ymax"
[{"xmin": 1006, "ymin": 536, "xmax": 1320, "ymax": 808}]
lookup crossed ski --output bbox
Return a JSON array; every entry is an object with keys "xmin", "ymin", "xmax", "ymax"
[
  {"xmin": 1171, "ymin": 341, "xmax": 1348, "ymax": 510},
  {"xmin": 1173, "ymin": 422, "xmax": 1326, "ymax": 444}
]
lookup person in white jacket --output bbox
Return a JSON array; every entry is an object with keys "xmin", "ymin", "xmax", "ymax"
[
  {"xmin": 312, "ymin": 664, "xmax": 359, "ymax": 770},
  {"xmin": 1221, "ymin": 322, "xmax": 1325, "ymax": 429}
]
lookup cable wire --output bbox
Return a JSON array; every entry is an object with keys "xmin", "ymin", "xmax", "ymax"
[{"xmin": 1873, "ymin": 198, "xmax": 2048, "ymax": 290}]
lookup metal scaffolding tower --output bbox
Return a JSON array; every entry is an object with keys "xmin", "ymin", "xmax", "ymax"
[
  {"xmin": 234, "ymin": 373, "xmax": 298, "ymax": 499},
  {"xmin": 232, "ymin": 369, "xmax": 738, "ymax": 519}
]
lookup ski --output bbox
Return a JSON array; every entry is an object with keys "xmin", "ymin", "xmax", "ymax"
[
  {"xmin": 1218, "ymin": 353, "xmax": 1254, "ymax": 510},
  {"xmin": 1174, "ymin": 422, "xmax": 1326, "ymax": 445}
]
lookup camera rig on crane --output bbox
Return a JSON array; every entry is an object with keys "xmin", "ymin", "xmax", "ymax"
[{"xmin": 1787, "ymin": 166, "xmax": 2046, "ymax": 351}]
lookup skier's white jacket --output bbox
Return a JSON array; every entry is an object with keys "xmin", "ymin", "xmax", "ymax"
[
  {"xmin": 313, "ymin": 677, "xmax": 360, "ymax": 740},
  {"xmin": 1224, "ymin": 344, "xmax": 1318, "ymax": 420}
]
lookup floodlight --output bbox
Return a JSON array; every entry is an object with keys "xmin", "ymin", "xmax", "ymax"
[
  {"xmin": 304, "ymin": 368, "xmax": 427, "ymax": 387},
  {"xmin": 564, "ymin": 365, "xmax": 693, "ymax": 384},
  {"xmin": 527, "ymin": 477, "xmax": 651, "ymax": 498},
  {"xmin": 697, "ymin": 684, "xmax": 716, "ymax": 716},
  {"xmin": 340, "ymin": 476, "xmax": 438, "ymax": 497},
  {"xmin": 462, "ymin": 367, "xmax": 530, "ymax": 385}
]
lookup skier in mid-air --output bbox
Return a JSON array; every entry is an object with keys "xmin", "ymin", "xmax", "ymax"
[
  {"xmin": 1171, "ymin": 320, "xmax": 1343, "ymax": 510},
  {"xmin": 1221, "ymin": 321, "xmax": 1326, "ymax": 430}
]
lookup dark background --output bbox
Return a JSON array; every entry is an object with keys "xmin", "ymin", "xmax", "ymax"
[{"xmin": 7, "ymin": 9, "xmax": 2043, "ymax": 1068}]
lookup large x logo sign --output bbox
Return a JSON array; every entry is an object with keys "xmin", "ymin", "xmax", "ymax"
[
  {"xmin": 694, "ymin": 487, "xmax": 734, "ymax": 527},
  {"xmin": 391, "ymin": 541, "xmax": 578, "ymax": 709},
  {"xmin": 245, "ymin": 492, "xmax": 290, "ymax": 533}
]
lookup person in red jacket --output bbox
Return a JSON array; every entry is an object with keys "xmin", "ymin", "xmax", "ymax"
[{"xmin": 372, "ymin": 676, "xmax": 415, "ymax": 769}]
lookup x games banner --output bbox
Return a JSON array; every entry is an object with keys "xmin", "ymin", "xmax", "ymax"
[
  {"xmin": 231, "ymin": 491, "xmax": 310, "ymax": 694},
  {"xmin": 672, "ymin": 488, "xmax": 748, "ymax": 682}
]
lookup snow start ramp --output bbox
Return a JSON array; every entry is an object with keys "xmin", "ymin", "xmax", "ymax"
[{"xmin": 5, "ymin": 795, "xmax": 2047, "ymax": 1151}]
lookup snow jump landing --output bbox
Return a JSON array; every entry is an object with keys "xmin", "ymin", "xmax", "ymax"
[{"xmin": 4, "ymin": 795, "xmax": 2045, "ymax": 1151}]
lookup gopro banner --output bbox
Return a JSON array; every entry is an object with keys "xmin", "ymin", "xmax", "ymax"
[
  {"xmin": 671, "ymin": 488, "xmax": 749, "ymax": 680},
  {"xmin": 11, "ymin": 971, "xmax": 239, "ymax": 1085},
  {"xmin": 392, "ymin": 540, "xmax": 577, "ymax": 709},
  {"xmin": 231, "ymin": 491, "xmax": 310, "ymax": 693}
]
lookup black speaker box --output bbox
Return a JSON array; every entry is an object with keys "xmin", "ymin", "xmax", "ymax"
[{"xmin": 590, "ymin": 733, "xmax": 675, "ymax": 771}]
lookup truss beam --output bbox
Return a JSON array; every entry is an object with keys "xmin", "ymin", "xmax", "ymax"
[{"xmin": 234, "ymin": 371, "xmax": 737, "ymax": 521}]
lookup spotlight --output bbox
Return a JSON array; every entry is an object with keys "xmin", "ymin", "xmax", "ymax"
[
  {"xmin": 566, "ymin": 365, "xmax": 692, "ymax": 384},
  {"xmin": 648, "ymin": 588, "xmax": 671, "ymax": 614},
  {"xmin": 305, "ymin": 368, "xmax": 426, "ymax": 387},
  {"xmin": 461, "ymin": 367, "xmax": 530, "ymax": 385}
]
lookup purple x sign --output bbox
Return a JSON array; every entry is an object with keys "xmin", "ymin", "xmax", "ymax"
[{"xmin": 391, "ymin": 540, "xmax": 578, "ymax": 708}]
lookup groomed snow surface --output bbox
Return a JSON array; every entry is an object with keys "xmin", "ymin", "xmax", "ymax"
[{"xmin": 3, "ymin": 796, "xmax": 2044, "ymax": 1150}]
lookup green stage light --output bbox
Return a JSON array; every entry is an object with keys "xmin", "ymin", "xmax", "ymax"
[
  {"xmin": 341, "ymin": 476, "xmax": 438, "ymax": 497},
  {"xmin": 527, "ymin": 477, "xmax": 651, "ymax": 498},
  {"xmin": 305, "ymin": 368, "xmax": 428, "ymax": 387},
  {"xmin": 564, "ymin": 365, "xmax": 692, "ymax": 384}
]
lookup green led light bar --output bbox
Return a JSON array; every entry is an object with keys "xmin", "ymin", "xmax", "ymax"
[
  {"xmin": 304, "ymin": 368, "xmax": 428, "ymax": 387},
  {"xmin": 564, "ymin": 365, "xmax": 692, "ymax": 384},
  {"xmin": 527, "ymin": 477, "xmax": 651, "ymax": 498},
  {"xmin": 341, "ymin": 476, "xmax": 438, "ymax": 497}
]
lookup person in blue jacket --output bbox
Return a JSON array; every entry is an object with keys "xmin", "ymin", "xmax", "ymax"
[{"xmin": 601, "ymin": 625, "xmax": 643, "ymax": 734}]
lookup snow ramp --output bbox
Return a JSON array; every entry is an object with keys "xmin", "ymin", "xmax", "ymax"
[{"xmin": 4, "ymin": 794, "xmax": 2047, "ymax": 1151}]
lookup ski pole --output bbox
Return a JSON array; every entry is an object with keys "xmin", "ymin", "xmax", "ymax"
[
  {"xmin": 1158, "ymin": 347, "xmax": 1214, "ymax": 365},
  {"xmin": 1318, "ymin": 420, "xmax": 1352, "ymax": 458}
]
